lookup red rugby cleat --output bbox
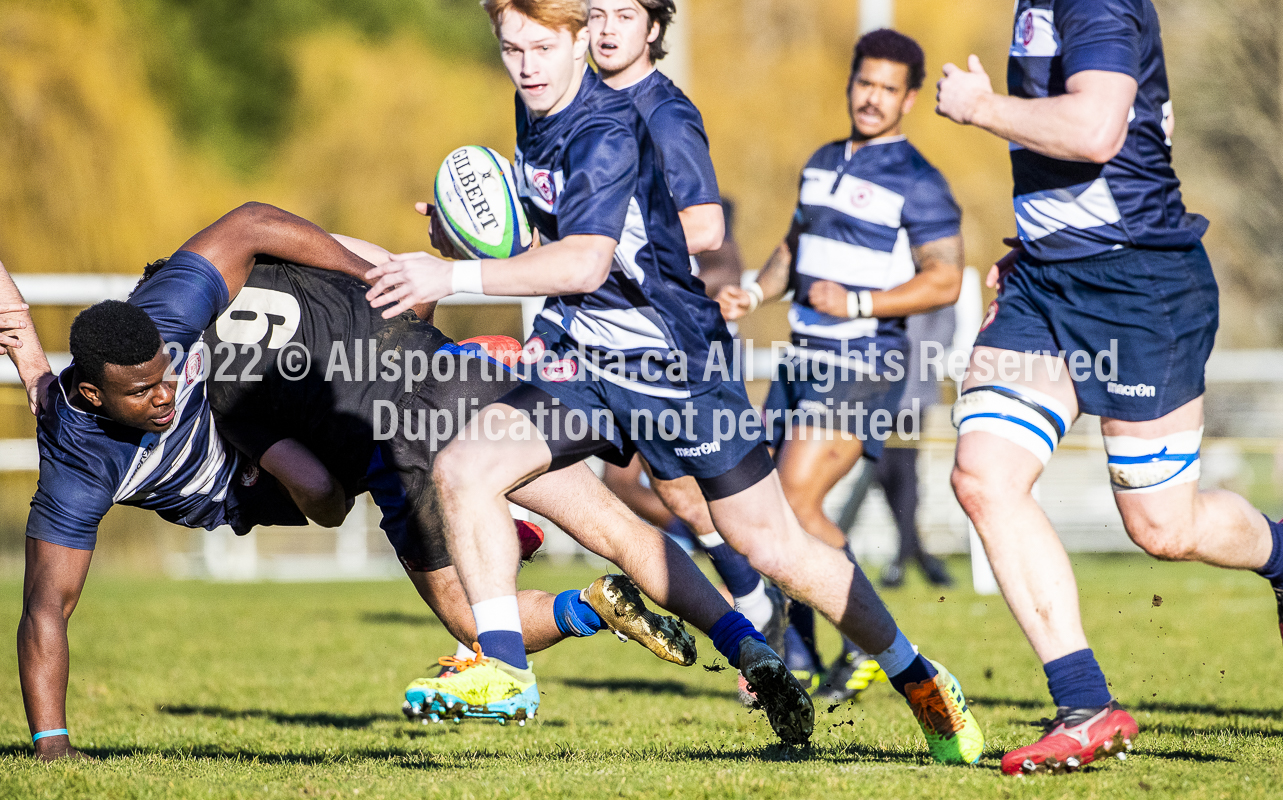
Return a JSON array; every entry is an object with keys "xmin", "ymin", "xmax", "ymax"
[
  {"xmin": 458, "ymin": 335, "xmax": 522, "ymax": 367},
  {"xmin": 515, "ymin": 519, "xmax": 544, "ymax": 562},
  {"xmin": 1002, "ymin": 700, "xmax": 1138, "ymax": 775}
]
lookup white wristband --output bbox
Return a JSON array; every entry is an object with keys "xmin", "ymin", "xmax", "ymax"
[
  {"xmin": 746, "ymin": 282, "xmax": 765, "ymax": 313},
  {"xmin": 846, "ymin": 290, "xmax": 874, "ymax": 319},
  {"xmin": 451, "ymin": 260, "xmax": 484, "ymax": 295}
]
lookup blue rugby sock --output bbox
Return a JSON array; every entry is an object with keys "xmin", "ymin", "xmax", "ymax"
[
  {"xmin": 783, "ymin": 626, "xmax": 817, "ymax": 673},
  {"xmin": 708, "ymin": 610, "xmax": 765, "ymax": 669},
  {"xmin": 1044, "ymin": 649, "xmax": 1112, "ymax": 709},
  {"xmin": 472, "ymin": 596, "xmax": 528, "ymax": 669},
  {"xmin": 553, "ymin": 590, "xmax": 603, "ymax": 637},
  {"xmin": 1256, "ymin": 515, "xmax": 1283, "ymax": 585},
  {"xmin": 787, "ymin": 602, "xmax": 822, "ymax": 669},
  {"xmin": 476, "ymin": 631, "xmax": 527, "ymax": 669},
  {"xmin": 697, "ymin": 533, "xmax": 761, "ymax": 599},
  {"xmin": 887, "ymin": 655, "xmax": 938, "ymax": 697}
]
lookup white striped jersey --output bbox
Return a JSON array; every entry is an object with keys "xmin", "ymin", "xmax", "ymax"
[
  {"xmin": 788, "ymin": 136, "xmax": 960, "ymax": 367},
  {"xmin": 27, "ymin": 252, "xmax": 249, "ymax": 550},
  {"xmin": 514, "ymin": 67, "xmax": 732, "ymax": 398},
  {"xmin": 1008, "ymin": 0, "xmax": 1206, "ymax": 261}
]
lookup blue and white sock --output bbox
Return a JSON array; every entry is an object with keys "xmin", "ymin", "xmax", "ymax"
[
  {"xmin": 553, "ymin": 589, "xmax": 604, "ymax": 637},
  {"xmin": 1044, "ymin": 649, "xmax": 1111, "ymax": 708},
  {"xmin": 873, "ymin": 629, "xmax": 938, "ymax": 697},
  {"xmin": 472, "ymin": 596, "xmax": 528, "ymax": 670},
  {"xmin": 698, "ymin": 531, "xmax": 762, "ymax": 599},
  {"xmin": 1256, "ymin": 515, "xmax": 1283, "ymax": 585},
  {"xmin": 707, "ymin": 610, "xmax": 765, "ymax": 669},
  {"xmin": 732, "ymin": 579, "xmax": 773, "ymax": 631}
]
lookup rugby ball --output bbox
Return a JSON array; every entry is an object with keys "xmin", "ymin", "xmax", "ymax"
[{"xmin": 434, "ymin": 145, "xmax": 533, "ymax": 259}]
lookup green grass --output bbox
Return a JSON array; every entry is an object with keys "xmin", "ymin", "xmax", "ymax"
[{"xmin": 1, "ymin": 555, "xmax": 1280, "ymax": 798}]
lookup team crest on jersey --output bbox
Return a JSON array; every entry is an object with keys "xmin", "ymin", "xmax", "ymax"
[
  {"xmin": 532, "ymin": 170, "xmax": 556, "ymax": 205},
  {"xmin": 540, "ymin": 358, "xmax": 578, "ymax": 382},
  {"xmin": 848, "ymin": 182, "xmax": 875, "ymax": 209},
  {"xmin": 980, "ymin": 300, "xmax": 999, "ymax": 332},
  {"xmin": 520, "ymin": 336, "xmax": 547, "ymax": 365},
  {"xmin": 183, "ymin": 350, "xmax": 204, "ymax": 385},
  {"xmin": 239, "ymin": 463, "xmax": 260, "ymax": 488},
  {"xmin": 1017, "ymin": 10, "xmax": 1036, "ymax": 46}
]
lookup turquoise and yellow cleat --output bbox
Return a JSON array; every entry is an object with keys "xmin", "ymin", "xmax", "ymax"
[
  {"xmin": 403, "ymin": 645, "xmax": 539, "ymax": 726},
  {"xmin": 904, "ymin": 660, "xmax": 985, "ymax": 764}
]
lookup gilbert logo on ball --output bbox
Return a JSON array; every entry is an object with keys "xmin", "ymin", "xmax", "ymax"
[{"xmin": 434, "ymin": 146, "xmax": 533, "ymax": 260}]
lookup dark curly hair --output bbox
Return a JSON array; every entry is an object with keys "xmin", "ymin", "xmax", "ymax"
[
  {"xmin": 851, "ymin": 28, "xmax": 926, "ymax": 91},
  {"xmin": 69, "ymin": 300, "xmax": 162, "ymax": 386},
  {"xmin": 637, "ymin": 0, "xmax": 676, "ymax": 62}
]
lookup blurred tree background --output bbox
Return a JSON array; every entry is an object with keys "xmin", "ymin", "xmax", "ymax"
[{"xmin": 1, "ymin": 0, "xmax": 1280, "ymax": 555}]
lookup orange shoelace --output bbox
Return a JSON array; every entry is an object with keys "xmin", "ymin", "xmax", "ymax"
[
  {"xmin": 436, "ymin": 642, "xmax": 488, "ymax": 674},
  {"xmin": 906, "ymin": 678, "xmax": 966, "ymax": 735}
]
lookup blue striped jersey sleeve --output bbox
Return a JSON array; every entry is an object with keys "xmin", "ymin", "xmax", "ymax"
[{"xmin": 901, "ymin": 168, "xmax": 962, "ymax": 247}]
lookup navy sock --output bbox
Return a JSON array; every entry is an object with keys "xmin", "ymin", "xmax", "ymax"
[
  {"xmin": 662, "ymin": 517, "xmax": 697, "ymax": 553},
  {"xmin": 476, "ymin": 631, "xmax": 527, "ymax": 669},
  {"xmin": 887, "ymin": 654, "xmax": 938, "ymax": 697},
  {"xmin": 1044, "ymin": 649, "xmax": 1111, "ymax": 708},
  {"xmin": 708, "ymin": 610, "xmax": 765, "ymax": 669},
  {"xmin": 787, "ymin": 602, "xmax": 822, "ymax": 668},
  {"xmin": 1256, "ymin": 515, "xmax": 1283, "ymax": 585},
  {"xmin": 783, "ymin": 626, "xmax": 817, "ymax": 672},
  {"xmin": 705, "ymin": 543, "xmax": 762, "ymax": 598},
  {"xmin": 553, "ymin": 590, "xmax": 603, "ymax": 637}
]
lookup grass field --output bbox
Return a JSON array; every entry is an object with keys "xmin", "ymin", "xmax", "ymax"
[{"xmin": 1, "ymin": 554, "xmax": 1280, "ymax": 799}]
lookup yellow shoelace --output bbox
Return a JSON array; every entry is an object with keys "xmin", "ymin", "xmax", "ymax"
[{"xmin": 436, "ymin": 642, "xmax": 488, "ymax": 674}]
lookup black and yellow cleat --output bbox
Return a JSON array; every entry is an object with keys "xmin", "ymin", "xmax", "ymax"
[{"xmin": 583, "ymin": 574, "xmax": 698, "ymax": 666}]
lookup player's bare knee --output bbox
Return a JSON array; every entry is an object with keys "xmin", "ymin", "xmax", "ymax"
[{"xmin": 1123, "ymin": 512, "xmax": 1198, "ymax": 561}]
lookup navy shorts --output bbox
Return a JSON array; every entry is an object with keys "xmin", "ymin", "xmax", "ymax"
[
  {"xmin": 499, "ymin": 346, "xmax": 772, "ymax": 501},
  {"xmin": 973, "ymin": 244, "xmax": 1218, "ymax": 422},
  {"xmin": 763, "ymin": 351, "xmax": 908, "ymax": 460}
]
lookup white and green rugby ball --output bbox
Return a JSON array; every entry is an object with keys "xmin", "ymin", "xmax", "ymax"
[{"xmin": 434, "ymin": 145, "xmax": 532, "ymax": 259}]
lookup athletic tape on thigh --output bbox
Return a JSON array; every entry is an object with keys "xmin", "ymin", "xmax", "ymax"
[
  {"xmin": 951, "ymin": 384, "xmax": 1071, "ymax": 465},
  {"xmin": 1102, "ymin": 427, "xmax": 1202, "ymax": 493}
]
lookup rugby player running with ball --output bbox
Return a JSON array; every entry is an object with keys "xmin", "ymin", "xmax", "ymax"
[{"xmin": 366, "ymin": 0, "xmax": 985, "ymax": 760}]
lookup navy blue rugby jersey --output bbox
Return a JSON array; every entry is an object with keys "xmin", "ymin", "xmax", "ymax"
[
  {"xmin": 621, "ymin": 69, "xmax": 720, "ymax": 212},
  {"xmin": 27, "ymin": 251, "xmax": 250, "ymax": 550},
  {"xmin": 1008, "ymin": 0, "xmax": 1206, "ymax": 261},
  {"xmin": 788, "ymin": 137, "xmax": 960, "ymax": 369},
  {"xmin": 513, "ymin": 67, "xmax": 731, "ymax": 398}
]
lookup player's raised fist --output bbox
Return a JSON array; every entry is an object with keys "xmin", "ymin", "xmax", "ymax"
[
  {"xmin": 716, "ymin": 285, "xmax": 752, "ymax": 321},
  {"xmin": 935, "ymin": 54, "xmax": 993, "ymax": 125},
  {"xmin": 415, "ymin": 202, "xmax": 469, "ymax": 261},
  {"xmin": 807, "ymin": 280, "xmax": 850, "ymax": 318}
]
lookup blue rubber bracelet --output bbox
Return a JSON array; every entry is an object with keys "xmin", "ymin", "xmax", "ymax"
[{"xmin": 32, "ymin": 728, "xmax": 68, "ymax": 743}]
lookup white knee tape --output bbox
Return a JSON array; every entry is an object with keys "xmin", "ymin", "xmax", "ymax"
[
  {"xmin": 1103, "ymin": 427, "xmax": 1202, "ymax": 493},
  {"xmin": 951, "ymin": 384, "xmax": 1072, "ymax": 466}
]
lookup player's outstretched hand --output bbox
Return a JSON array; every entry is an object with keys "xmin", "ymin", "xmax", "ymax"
[
  {"xmin": 0, "ymin": 302, "xmax": 30, "ymax": 351},
  {"xmin": 936, "ymin": 54, "xmax": 993, "ymax": 125},
  {"xmin": 365, "ymin": 253, "xmax": 452, "ymax": 319},
  {"xmin": 415, "ymin": 202, "xmax": 469, "ymax": 261},
  {"xmin": 986, "ymin": 237, "xmax": 1024, "ymax": 290},
  {"xmin": 716, "ymin": 285, "xmax": 752, "ymax": 321},
  {"xmin": 807, "ymin": 280, "xmax": 850, "ymax": 318}
]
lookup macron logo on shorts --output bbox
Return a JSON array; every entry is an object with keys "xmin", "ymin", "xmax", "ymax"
[
  {"xmin": 1107, "ymin": 382, "xmax": 1156, "ymax": 398},
  {"xmin": 674, "ymin": 440, "xmax": 722, "ymax": 458}
]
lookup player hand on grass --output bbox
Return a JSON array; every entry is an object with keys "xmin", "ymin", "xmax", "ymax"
[
  {"xmin": 807, "ymin": 280, "xmax": 851, "ymax": 318},
  {"xmin": 987, "ymin": 237, "xmax": 1024, "ymax": 291},
  {"xmin": 415, "ymin": 202, "xmax": 470, "ymax": 261},
  {"xmin": 935, "ymin": 55, "xmax": 994, "ymax": 125},
  {"xmin": 365, "ymin": 252, "xmax": 453, "ymax": 320}
]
